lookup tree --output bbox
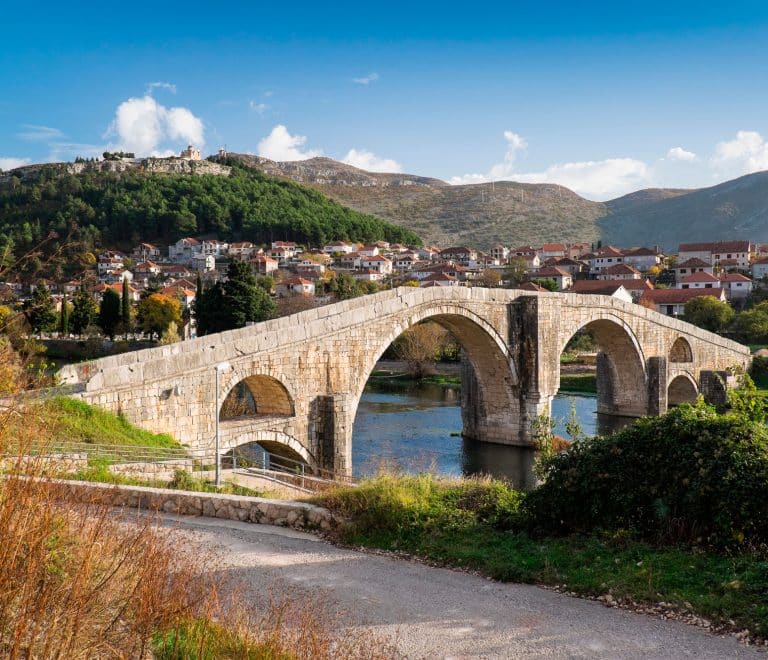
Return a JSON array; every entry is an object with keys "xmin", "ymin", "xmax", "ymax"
[
  {"xmin": 533, "ymin": 278, "xmax": 558, "ymax": 292},
  {"xmin": 194, "ymin": 282, "xmax": 226, "ymax": 336},
  {"xmin": 158, "ymin": 320, "xmax": 181, "ymax": 345},
  {"xmin": 58, "ymin": 297, "xmax": 70, "ymax": 335},
  {"xmin": 733, "ymin": 301, "xmax": 768, "ymax": 343},
  {"xmin": 25, "ymin": 284, "xmax": 57, "ymax": 333},
  {"xmin": 71, "ymin": 286, "xmax": 97, "ymax": 335},
  {"xmin": 99, "ymin": 288, "xmax": 121, "ymax": 340},
  {"xmin": 392, "ymin": 322, "xmax": 453, "ymax": 379},
  {"xmin": 222, "ymin": 260, "xmax": 276, "ymax": 329},
  {"xmin": 503, "ymin": 257, "xmax": 529, "ymax": 285},
  {"xmin": 121, "ymin": 277, "xmax": 132, "ymax": 333},
  {"xmin": 329, "ymin": 272, "xmax": 364, "ymax": 301},
  {"xmin": 683, "ymin": 295, "xmax": 734, "ymax": 333},
  {"xmin": 477, "ymin": 269, "xmax": 502, "ymax": 288},
  {"xmin": 138, "ymin": 293, "xmax": 182, "ymax": 338}
]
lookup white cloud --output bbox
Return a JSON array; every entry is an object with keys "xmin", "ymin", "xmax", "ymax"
[
  {"xmin": 342, "ymin": 148, "xmax": 402, "ymax": 172},
  {"xmin": 513, "ymin": 158, "xmax": 651, "ymax": 199},
  {"xmin": 450, "ymin": 130, "xmax": 650, "ymax": 199},
  {"xmin": 249, "ymin": 101, "xmax": 270, "ymax": 115},
  {"xmin": 0, "ymin": 157, "xmax": 31, "ymax": 171},
  {"xmin": 712, "ymin": 130, "xmax": 768, "ymax": 173},
  {"xmin": 352, "ymin": 72, "xmax": 380, "ymax": 85},
  {"xmin": 17, "ymin": 125, "xmax": 64, "ymax": 141},
  {"xmin": 106, "ymin": 95, "xmax": 204, "ymax": 155},
  {"xmin": 449, "ymin": 130, "xmax": 527, "ymax": 185},
  {"xmin": 258, "ymin": 125, "xmax": 322, "ymax": 161},
  {"xmin": 145, "ymin": 81, "xmax": 176, "ymax": 94},
  {"xmin": 666, "ymin": 146, "xmax": 697, "ymax": 162}
]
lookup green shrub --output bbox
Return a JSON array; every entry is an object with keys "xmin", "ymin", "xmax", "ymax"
[{"xmin": 526, "ymin": 403, "xmax": 768, "ymax": 549}]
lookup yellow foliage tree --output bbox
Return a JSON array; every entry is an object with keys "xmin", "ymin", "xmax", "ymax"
[{"xmin": 139, "ymin": 294, "xmax": 182, "ymax": 338}]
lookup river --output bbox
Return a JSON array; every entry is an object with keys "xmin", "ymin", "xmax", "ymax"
[{"xmin": 352, "ymin": 380, "xmax": 632, "ymax": 489}]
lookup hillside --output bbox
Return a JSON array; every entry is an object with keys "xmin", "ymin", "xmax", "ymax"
[
  {"xmin": 0, "ymin": 158, "xmax": 420, "ymax": 277},
  {"xmin": 219, "ymin": 154, "xmax": 768, "ymax": 251},
  {"xmin": 216, "ymin": 154, "xmax": 605, "ymax": 248},
  {"xmin": 600, "ymin": 171, "xmax": 768, "ymax": 249}
]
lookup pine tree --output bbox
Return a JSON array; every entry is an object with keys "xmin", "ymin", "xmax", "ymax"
[
  {"xmin": 99, "ymin": 288, "xmax": 121, "ymax": 340},
  {"xmin": 58, "ymin": 297, "xmax": 69, "ymax": 335},
  {"xmin": 71, "ymin": 285, "xmax": 97, "ymax": 335},
  {"xmin": 222, "ymin": 260, "xmax": 275, "ymax": 330},
  {"xmin": 25, "ymin": 284, "xmax": 57, "ymax": 333},
  {"xmin": 121, "ymin": 277, "xmax": 131, "ymax": 333}
]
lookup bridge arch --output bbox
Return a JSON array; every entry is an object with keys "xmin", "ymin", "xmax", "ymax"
[
  {"xmin": 352, "ymin": 302, "xmax": 519, "ymax": 448},
  {"xmin": 668, "ymin": 373, "xmax": 699, "ymax": 406},
  {"xmin": 558, "ymin": 314, "xmax": 647, "ymax": 417},
  {"xmin": 224, "ymin": 430, "xmax": 316, "ymax": 468},
  {"xmin": 670, "ymin": 337, "xmax": 694, "ymax": 363},
  {"xmin": 219, "ymin": 373, "xmax": 295, "ymax": 420}
]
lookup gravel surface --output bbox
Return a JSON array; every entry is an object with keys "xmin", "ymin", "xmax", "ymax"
[{"xmin": 157, "ymin": 514, "xmax": 762, "ymax": 659}]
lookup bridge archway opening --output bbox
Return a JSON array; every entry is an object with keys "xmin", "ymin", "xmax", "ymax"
[
  {"xmin": 219, "ymin": 375, "xmax": 294, "ymax": 421},
  {"xmin": 670, "ymin": 337, "xmax": 693, "ymax": 363},
  {"xmin": 558, "ymin": 318, "xmax": 647, "ymax": 422},
  {"xmin": 351, "ymin": 311, "xmax": 519, "ymax": 476},
  {"xmin": 668, "ymin": 374, "xmax": 698, "ymax": 407}
]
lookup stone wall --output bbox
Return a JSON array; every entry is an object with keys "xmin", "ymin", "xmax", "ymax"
[{"xmin": 53, "ymin": 479, "xmax": 338, "ymax": 531}]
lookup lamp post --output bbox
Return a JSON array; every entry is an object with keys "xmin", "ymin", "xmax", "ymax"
[{"xmin": 214, "ymin": 361, "xmax": 232, "ymax": 487}]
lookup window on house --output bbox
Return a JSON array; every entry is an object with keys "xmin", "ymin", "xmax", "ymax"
[
  {"xmin": 666, "ymin": 305, "xmax": 675, "ymax": 315},
  {"xmin": 705, "ymin": 283, "xmax": 712, "ymax": 288},
  {"xmin": 682, "ymin": 284, "xmax": 689, "ymax": 289}
]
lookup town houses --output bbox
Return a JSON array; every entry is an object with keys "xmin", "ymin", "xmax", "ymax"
[{"xmin": 5, "ymin": 234, "xmax": 768, "ymax": 343}]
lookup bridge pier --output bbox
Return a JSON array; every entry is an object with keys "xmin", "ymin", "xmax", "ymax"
[
  {"xmin": 646, "ymin": 356, "xmax": 668, "ymax": 416},
  {"xmin": 313, "ymin": 393, "xmax": 353, "ymax": 476}
]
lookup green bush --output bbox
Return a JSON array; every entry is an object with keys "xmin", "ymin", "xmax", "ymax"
[{"xmin": 526, "ymin": 403, "xmax": 768, "ymax": 549}]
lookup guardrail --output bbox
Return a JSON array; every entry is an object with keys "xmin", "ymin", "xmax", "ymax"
[{"xmin": 3, "ymin": 440, "xmax": 356, "ymax": 493}]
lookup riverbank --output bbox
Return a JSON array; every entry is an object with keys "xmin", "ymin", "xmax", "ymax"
[{"xmin": 371, "ymin": 360, "xmax": 598, "ymax": 393}]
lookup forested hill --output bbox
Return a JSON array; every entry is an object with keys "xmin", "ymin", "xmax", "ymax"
[{"xmin": 0, "ymin": 160, "xmax": 421, "ymax": 274}]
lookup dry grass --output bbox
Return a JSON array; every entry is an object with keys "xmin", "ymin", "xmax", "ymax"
[{"xmin": 0, "ymin": 357, "xmax": 396, "ymax": 658}]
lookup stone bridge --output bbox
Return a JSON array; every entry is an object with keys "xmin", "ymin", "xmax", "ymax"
[{"xmin": 59, "ymin": 287, "xmax": 751, "ymax": 476}]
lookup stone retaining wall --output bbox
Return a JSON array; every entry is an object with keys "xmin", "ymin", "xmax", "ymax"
[{"xmin": 52, "ymin": 479, "xmax": 338, "ymax": 531}]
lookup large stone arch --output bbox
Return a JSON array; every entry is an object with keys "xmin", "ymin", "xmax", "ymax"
[
  {"xmin": 351, "ymin": 302, "xmax": 520, "ymax": 447},
  {"xmin": 668, "ymin": 373, "xmax": 699, "ymax": 406},
  {"xmin": 670, "ymin": 337, "xmax": 694, "ymax": 363},
  {"xmin": 219, "ymin": 373, "xmax": 296, "ymax": 420},
  {"xmin": 559, "ymin": 314, "xmax": 648, "ymax": 417}
]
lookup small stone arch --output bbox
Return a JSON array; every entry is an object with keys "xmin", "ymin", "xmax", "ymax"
[
  {"xmin": 668, "ymin": 373, "xmax": 699, "ymax": 406},
  {"xmin": 220, "ymin": 374, "xmax": 295, "ymax": 420},
  {"xmin": 226, "ymin": 430, "xmax": 316, "ymax": 468},
  {"xmin": 559, "ymin": 314, "xmax": 648, "ymax": 417},
  {"xmin": 669, "ymin": 337, "xmax": 694, "ymax": 363}
]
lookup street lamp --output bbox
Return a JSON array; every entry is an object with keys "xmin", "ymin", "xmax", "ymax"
[{"xmin": 214, "ymin": 361, "xmax": 232, "ymax": 487}]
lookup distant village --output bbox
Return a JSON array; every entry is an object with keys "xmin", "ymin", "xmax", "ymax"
[{"xmin": 2, "ymin": 228, "xmax": 766, "ymax": 340}]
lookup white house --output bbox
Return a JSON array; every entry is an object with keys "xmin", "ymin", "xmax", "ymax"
[
  {"xmin": 251, "ymin": 255, "xmax": 278, "ymax": 275},
  {"xmin": 622, "ymin": 247, "xmax": 663, "ymax": 272},
  {"xmin": 719, "ymin": 273, "xmax": 753, "ymax": 300},
  {"xmin": 201, "ymin": 240, "xmax": 229, "ymax": 257},
  {"xmin": 168, "ymin": 238, "xmax": 201, "ymax": 263},
  {"xmin": 677, "ymin": 240, "xmax": 752, "ymax": 270},
  {"xmin": 490, "ymin": 244, "xmax": 509, "ymax": 263},
  {"xmin": 229, "ymin": 242, "xmax": 258, "ymax": 260},
  {"xmin": 191, "ymin": 253, "xmax": 216, "ymax": 272},
  {"xmin": 568, "ymin": 280, "xmax": 634, "ymax": 304},
  {"xmin": 323, "ymin": 241, "xmax": 356, "ymax": 255},
  {"xmin": 752, "ymin": 258, "xmax": 768, "ymax": 281},
  {"xmin": 641, "ymin": 288, "xmax": 727, "ymax": 317},
  {"xmin": 360, "ymin": 255, "xmax": 392, "ymax": 275},
  {"xmin": 275, "ymin": 277, "xmax": 315, "ymax": 297},
  {"xmin": 674, "ymin": 258, "xmax": 713, "ymax": 279},
  {"xmin": 676, "ymin": 271, "xmax": 721, "ymax": 290},
  {"xmin": 540, "ymin": 243, "xmax": 567, "ymax": 259},
  {"xmin": 589, "ymin": 246, "xmax": 624, "ymax": 273},
  {"xmin": 597, "ymin": 263, "xmax": 642, "ymax": 280},
  {"xmin": 530, "ymin": 266, "xmax": 572, "ymax": 291}
]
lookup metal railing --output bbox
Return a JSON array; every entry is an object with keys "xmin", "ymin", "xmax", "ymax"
[{"xmin": 3, "ymin": 440, "xmax": 356, "ymax": 493}]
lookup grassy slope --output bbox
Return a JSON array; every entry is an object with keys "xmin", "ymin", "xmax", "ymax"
[
  {"xmin": 315, "ymin": 475, "xmax": 768, "ymax": 638},
  {"xmin": 46, "ymin": 397, "xmax": 178, "ymax": 447}
]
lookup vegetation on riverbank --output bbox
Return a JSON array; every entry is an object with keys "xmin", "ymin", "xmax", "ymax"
[
  {"xmin": 557, "ymin": 373, "xmax": 597, "ymax": 393},
  {"xmin": 316, "ymin": 403, "xmax": 768, "ymax": 641}
]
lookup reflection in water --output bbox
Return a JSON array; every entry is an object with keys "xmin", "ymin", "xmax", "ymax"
[{"xmin": 353, "ymin": 380, "xmax": 633, "ymax": 490}]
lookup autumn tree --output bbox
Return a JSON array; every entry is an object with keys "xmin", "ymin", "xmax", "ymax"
[
  {"xmin": 138, "ymin": 293, "xmax": 182, "ymax": 338},
  {"xmin": 503, "ymin": 257, "xmax": 529, "ymax": 285},
  {"xmin": 392, "ymin": 322, "xmax": 453, "ymax": 379},
  {"xmin": 477, "ymin": 269, "xmax": 501, "ymax": 288}
]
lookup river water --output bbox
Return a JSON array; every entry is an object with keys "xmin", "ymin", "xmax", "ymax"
[{"xmin": 352, "ymin": 381, "xmax": 631, "ymax": 489}]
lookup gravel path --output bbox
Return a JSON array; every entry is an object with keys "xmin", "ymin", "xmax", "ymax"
[{"xmin": 158, "ymin": 514, "xmax": 762, "ymax": 659}]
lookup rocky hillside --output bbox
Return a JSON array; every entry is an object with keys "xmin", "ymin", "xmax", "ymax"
[
  {"xmin": 221, "ymin": 154, "xmax": 768, "ymax": 251},
  {"xmin": 216, "ymin": 154, "xmax": 605, "ymax": 248}
]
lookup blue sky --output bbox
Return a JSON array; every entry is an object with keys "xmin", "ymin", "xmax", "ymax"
[{"xmin": 2, "ymin": 1, "xmax": 768, "ymax": 199}]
